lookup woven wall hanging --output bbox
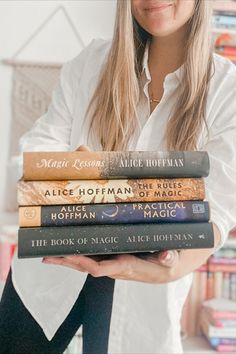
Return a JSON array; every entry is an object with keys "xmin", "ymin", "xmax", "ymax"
[{"xmin": 2, "ymin": 5, "xmax": 85, "ymax": 210}]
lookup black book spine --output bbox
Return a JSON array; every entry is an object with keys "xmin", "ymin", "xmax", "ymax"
[{"xmin": 18, "ymin": 222, "xmax": 214, "ymax": 258}]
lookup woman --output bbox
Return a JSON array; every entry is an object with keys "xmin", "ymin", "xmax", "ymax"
[{"xmin": 1, "ymin": 0, "xmax": 236, "ymax": 353}]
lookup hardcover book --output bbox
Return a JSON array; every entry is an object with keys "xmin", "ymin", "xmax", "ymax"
[
  {"xmin": 200, "ymin": 310, "xmax": 236, "ymax": 338},
  {"xmin": 17, "ymin": 177, "xmax": 205, "ymax": 206},
  {"xmin": 18, "ymin": 201, "xmax": 210, "ymax": 227},
  {"xmin": 23, "ymin": 151, "xmax": 210, "ymax": 180},
  {"xmin": 18, "ymin": 222, "xmax": 214, "ymax": 258}
]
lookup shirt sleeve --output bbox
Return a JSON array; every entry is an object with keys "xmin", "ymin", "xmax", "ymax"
[{"xmin": 202, "ymin": 72, "xmax": 236, "ymax": 251}]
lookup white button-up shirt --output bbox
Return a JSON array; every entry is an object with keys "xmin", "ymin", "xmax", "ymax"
[{"xmin": 12, "ymin": 39, "xmax": 236, "ymax": 354}]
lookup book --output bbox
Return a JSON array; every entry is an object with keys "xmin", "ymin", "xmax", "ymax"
[
  {"xmin": 203, "ymin": 306, "xmax": 236, "ymax": 328},
  {"xmin": 17, "ymin": 222, "xmax": 214, "ymax": 258},
  {"xmin": 230, "ymin": 274, "xmax": 236, "ymax": 301},
  {"xmin": 213, "ymin": 15, "xmax": 236, "ymax": 28},
  {"xmin": 209, "ymin": 257, "xmax": 236, "ymax": 265},
  {"xmin": 202, "ymin": 298, "xmax": 236, "ymax": 320},
  {"xmin": 216, "ymin": 344, "xmax": 236, "ymax": 352},
  {"xmin": 214, "ymin": 248, "xmax": 236, "ymax": 259},
  {"xmin": 214, "ymin": 10, "xmax": 236, "ymax": 17},
  {"xmin": 216, "ymin": 45, "xmax": 236, "ymax": 56},
  {"xmin": 17, "ymin": 177, "xmax": 205, "ymax": 206},
  {"xmin": 210, "ymin": 338, "xmax": 236, "ymax": 347},
  {"xmin": 206, "ymin": 272, "xmax": 214, "ymax": 300},
  {"xmin": 22, "ymin": 151, "xmax": 210, "ymax": 180},
  {"xmin": 213, "ymin": 272, "xmax": 223, "ymax": 299},
  {"xmin": 222, "ymin": 273, "xmax": 230, "ymax": 300},
  {"xmin": 18, "ymin": 201, "xmax": 210, "ymax": 227},
  {"xmin": 208, "ymin": 264, "xmax": 236, "ymax": 273},
  {"xmin": 213, "ymin": 0, "xmax": 236, "ymax": 13},
  {"xmin": 200, "ymin": 310, "xmax": 236, "ymax": 338}
]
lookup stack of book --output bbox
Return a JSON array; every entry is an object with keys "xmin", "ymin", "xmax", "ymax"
[
  {"xmin": 200, "ymin": 298, "xmax": 236, "ymax": 352},
  {"xmin": 17, "ymin": 151, "xmax": 214, "ymax": 258}
]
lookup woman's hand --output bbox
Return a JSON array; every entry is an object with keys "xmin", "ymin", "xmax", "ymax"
[
  {"xmin": 42, "ymin": 250, "xmax": 180, "ymax": 284},
  {"xmin": 42, "ymin": 224, "xmax": 221, "ymax": 284}
]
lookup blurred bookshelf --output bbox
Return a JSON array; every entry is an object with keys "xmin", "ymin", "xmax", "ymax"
[{"xmin": 212, "ymin": 0, "xmax": 236, "ymax": 65}]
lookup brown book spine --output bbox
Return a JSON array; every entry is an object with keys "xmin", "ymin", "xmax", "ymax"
[
  {"xmin": 17, "ymin": 178, "xmax": 205, "ymax": 206},
  {"xmin": 23, "ymin": 151, "xmax": 210, "ymax": 180}
]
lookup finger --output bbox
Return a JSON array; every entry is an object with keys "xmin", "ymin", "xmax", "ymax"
[
  {"xmin": 75, "ymin": 144, "xmax": 91, "ymax": 152},
  {"xmin": 156, "ymin": 250, "xmax": 179, "ymax": 267},
  {"xmin": 42, "ymin": 257, "xmax": 87, "ymax": 272},
  {"xmin": 66, "ymin": 254, "xmax": 137, "ymax": 278}
]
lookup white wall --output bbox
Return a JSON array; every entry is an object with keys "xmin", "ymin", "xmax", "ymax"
[{"xmin": 0, "ymin": 0, "xmax": 116, "ymax": 216}]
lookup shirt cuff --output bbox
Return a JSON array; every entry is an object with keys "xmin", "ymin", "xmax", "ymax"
[{"xmin": 210, "ymin": 209, "xmax": 229, "ymax": 252}]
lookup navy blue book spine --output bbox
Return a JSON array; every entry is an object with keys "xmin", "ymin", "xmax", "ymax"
[{"xmin": 19, "ymin": 201, "xmax": 210, "ymax": 227}]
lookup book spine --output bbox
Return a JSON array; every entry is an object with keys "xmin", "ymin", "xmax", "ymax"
[
  {"xmin": 216, "ymin": 46, "xmax": 236, "ymax": 56},
  {"xmin": 17, "ymin": 178, "xmax": 205, "ymax": 206},
  {"xmin": 230, "ymin": 274, "xmax": 236, "ymax": 301},
  {"xmin": 223, "ymin": 272, "xmax": 231, "ymax": 299},
  {"xmin": 209, "ymin": 310, "xmax": 236, "ymax": 320},
  {"xmin": 208, "ymin": 264, "xmax": 236, "ymax": 272},
  {"xmin": 17, "ymin": 222, "xmax": 214, "ymax": 258},
  {"xmin": 209, "ymin": 257, "xmax": 236, "ymax": 265},
  {"xmin": 217, "ymin": 344, "xmax": 236, "ymax": 352},
  {"xmin": 18, "ymin": 201, "xmax": 210, "ymax": 227},
  {"xmin": 206, "ymin": 272, "xmax": 214, "ymax": 300},
  {"xmin": 23, "ymin": 151, "xmax": 210, "ymax": 180},
  {"xmin": 210, "ymin": 337, "xmax": 236, "ymax": 347},
  {"xmin": 213, "ymin": 272, "xmax": 223, "ymax": 299},
  {"xmin": 213, "ymin": 15, "xmax": 236, "ymax": 27},
  {"xmin": 214, "ymin": 11, "xmax": 236, "ymax": 17}
]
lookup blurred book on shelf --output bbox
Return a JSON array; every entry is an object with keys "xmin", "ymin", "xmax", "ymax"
[
  {"xmin": 200, "ymin": 298, "xmax": 236, "ymax": 352},
  {"xmin": 213, "ymin": 0, "xmax": 236, "ymax": 13}
]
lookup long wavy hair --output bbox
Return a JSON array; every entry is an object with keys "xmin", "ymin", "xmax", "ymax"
[{"xmin": 87, "ymin": 0, "xmax": 213, "ymax": 151}]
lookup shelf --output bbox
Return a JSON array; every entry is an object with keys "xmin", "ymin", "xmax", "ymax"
[
  {"xmin": 182, "ymin": 336, "xmax": 216, "ymax": 354},
  {"xmin": 212, "ymin": 27, "xmax": 236, "ymax": 35}
]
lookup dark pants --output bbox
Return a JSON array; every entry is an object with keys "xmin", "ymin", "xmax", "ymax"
[{"xmin": 0, "ymin": 269, "xmax": 115, "ymax": 354}]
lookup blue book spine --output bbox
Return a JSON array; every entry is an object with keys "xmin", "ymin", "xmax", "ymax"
[
  {"xmin": 213, "ymin": 15, "xmax": 236, "ymax": 28},
  {"xmin": 210, "ymin": 337, "xmax": 236, "ymax": 347},
  {"xmin": 19, "ymin": 201, "xmax": 209, "ymax": 227}
]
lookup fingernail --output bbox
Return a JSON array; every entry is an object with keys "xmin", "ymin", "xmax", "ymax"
[
  {"xmin": 159, "ymin": 251, "xmax": 168, "ymax": 260},
  {"xmin": 160, "ymin": 251, "xmax": 173, "ymax": 262},
  {"xmin": 165, "ymin": 252, "xmax": 173, "ymax": 261}
]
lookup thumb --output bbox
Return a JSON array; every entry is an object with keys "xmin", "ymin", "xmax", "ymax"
[
  {"xmin": 75, "ymin": 144, "xmax": 92, "ymax": 152},
  {"xmin": 157, "ymin": 250, "xmax": 179, "ymax": 268}
]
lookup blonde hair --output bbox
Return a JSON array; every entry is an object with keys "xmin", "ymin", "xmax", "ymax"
[{"xmin": 88, "ymin": 0, "xmax": 213, "ymax": 151}]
